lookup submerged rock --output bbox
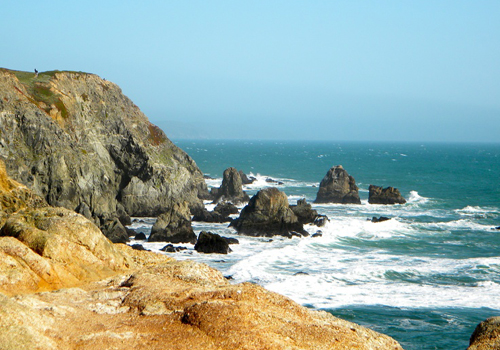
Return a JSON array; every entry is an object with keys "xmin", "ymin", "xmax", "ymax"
[
  {"xmin": 368, "ymin": 185, "xmax": 406, "ymax": 204},
  {"xmin": 194, "ymin": 231, "xmax": 232, "ymax": 254},
  {"xmin": 314, "ymin": 165, "xmax": 361, "ymax": 204},
  {"xmin": 468, "ymin": 316, "xmax": 500, "ymax": 350},
  {"xmin": 371, "ymin": 216, "xmax": 391, "ymax": 223},
  {"xmin": 148, "ymin": 202, "xmax": 197, "ymax": 244},
  {"xmin": 211, "ymin": 167, "xmax": 250, "ymax": 204},
  {"xmin": 230, "ymin": 187, "xmax": 306, "ymax": 237}
]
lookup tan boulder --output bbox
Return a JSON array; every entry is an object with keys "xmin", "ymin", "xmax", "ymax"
[
  {"xmin": 0, "ymin": 207, "xmax": 132, "ymax": 294},
  {"xmin": 468, "ymin": 316, "xmax": 500, "ymax": 350}
]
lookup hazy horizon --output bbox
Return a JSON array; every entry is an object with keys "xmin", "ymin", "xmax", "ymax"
[{"xmin": 3, "ymin": 1, "xmax": 499, "ymax": 143}]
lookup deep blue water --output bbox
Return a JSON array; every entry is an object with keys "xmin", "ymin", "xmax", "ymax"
[{"xmin": 161, "ymin": 140, "xmax": 500, "ymax": 349}]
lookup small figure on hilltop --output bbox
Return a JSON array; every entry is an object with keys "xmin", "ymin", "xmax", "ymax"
[{"xmin": 34, "ymin": 69, "xmax": 38, "ymax": 78}]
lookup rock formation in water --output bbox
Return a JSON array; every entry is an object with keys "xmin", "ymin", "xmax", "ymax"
[
  {"xmin": 290, "ymin": 198, "xmax": 320, "ymax": 225},
  {"xmin": 467, "ymin": 316, "xmax": 500, "ymax": 350},
  {"xmin": 0, "ymin": 68, "xmax": 209, "ymax": 240},
  {"xmin": 239, "ymin": 169, "xmax": 256, "ymax": 184},
  {"xmin": 368, "ymin": 185, "xmax": 406, "ymax": 204},
  {"xmin": 211, "ymin": 167, "xmax": 250, "ymax": 204},
  {"xmin": 194, "ymin": 231, "xmax": 232, "ymax": 254},
  {"xmin": 230, "ymin": 187, "xmax": 307, "ymax": 237},
  {"xmin": 0, "ymin": 158, "xmax": 404, "ymax": 350},
  {"xmin": 315, "ymin": 165, "xmax": 361, "ymax": 204},
  {"xmin": 148, "ymin": 201, "xmax": 197, "ymax": 244}
]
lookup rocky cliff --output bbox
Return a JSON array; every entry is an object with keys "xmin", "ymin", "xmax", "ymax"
[{"xmin": 0, "ymin": 68, "xmax": 208, "ymax": 230}]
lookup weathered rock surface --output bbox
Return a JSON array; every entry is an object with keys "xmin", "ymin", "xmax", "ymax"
[
  {"xmin": 230, "ymin": 187, "xmax": 306, "ymax": 237},
  {"xmin": 0, "ymin": 159, "xmax": 131, "ymax": 295},
  {"xmin": 101, "ymin": 218, "xmax": 129, "ymax": 244},
  {"xmin": 0, "ymin": 68, "xmax": 209, "ymax": 234},
  {"xmin": 0, "ymin": 248, "xmax": 404, "ymax": 350},
  {"xmin": 368, "ymin": 185, "xmax": 406, "ymax": 205},
  {"xmin": 239, "ymin": 170, "xmax": 256, "ymax": 184},
  {"xmin": 148, "ymin": 201, "xmax": 197, "ymax": 244},
  {"xmin": 214, "ymin": 201, "xmax": 239, "ymax": 217},
  {"xmin": 211, "ymin": 167, "xmax": 250, "ymax": 204},
  {"xmin": 192, "ymin": 201, "xmax": 239, "ymax": 223},
  {"xmin": 194, "ymin": 231, "xmax": 231, "ymax": 254},
  {"xmin": 315, "ymin": 165, "xmax": 361, "ymax": 204},
  {"xmin": 290, "ymin": 198, "xmax": 321, "ymax": 225},
  {"xmin": 468, "ymin": 316, "xmax": 500, "ymax": 350}
]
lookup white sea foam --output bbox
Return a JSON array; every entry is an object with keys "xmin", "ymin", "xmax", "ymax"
[
  {"xmin": 455, "ymin": 206, "xmax": 500, "ymax": 218},
  {"xmin": 407, "ymin": 191, "xmax": 429, "ymax": 204},
  {"xmin": 422, "ymin": 219, "xmax": 493, "ymax": 232}
]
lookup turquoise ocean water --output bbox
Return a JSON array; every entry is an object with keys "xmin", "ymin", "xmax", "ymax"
[{"xmin": 130, "ymin": 140, "xmax": 500, "ymax": 350}]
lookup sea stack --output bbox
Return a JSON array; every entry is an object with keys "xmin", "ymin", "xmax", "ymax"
[
  {"xmin": 211, "ymin": 167, "xmax": 250, "ymax": 204},
  {"xmin": 314, "ymin": 165, "xmax": 361, "ymax": 204},
  {"xmin": 368, "ymin": 185, "xmax": 406, "ymax": 204},
  {"xmin": 230, "ymin": 187, "xmax": 306, "ymax": 237}
]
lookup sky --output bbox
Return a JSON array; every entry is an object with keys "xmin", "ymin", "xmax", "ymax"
[{"xmin": 2, "ymin": 1, "xmax": 500, "ymax": 142}]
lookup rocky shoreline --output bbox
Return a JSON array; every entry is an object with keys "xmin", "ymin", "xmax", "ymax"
[{"xmin": 0, "ymin": 68, "xmax": 496, "ymax": 349}]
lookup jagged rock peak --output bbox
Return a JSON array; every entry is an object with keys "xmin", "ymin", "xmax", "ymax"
[
  {"xmin": 0, "ymin": 68, "xmax": 209, "ymax": 235},
  {"xmin": 211, "ymin": 167, "xmax": 250, "ymax": 204},
  {"xmin": 314, "ymin": 165, "xmax": 361, "ymax": 204}
]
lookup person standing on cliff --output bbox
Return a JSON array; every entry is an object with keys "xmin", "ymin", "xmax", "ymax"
[{"xmin": 34, "ymin": 69, "xmax": 38, "ymax": 78}]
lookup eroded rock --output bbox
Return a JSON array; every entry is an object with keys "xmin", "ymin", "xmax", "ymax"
[
  {"xmin": 315, "ymin": 165, "xmax": 361, "ymax": 204},
  {"xmin": 230, "ymin": 187, "xmax": 306, "ymax": 237},
  {"xmin": 368, "ymin": 185, "xmax": 406, "ymax": 205}
]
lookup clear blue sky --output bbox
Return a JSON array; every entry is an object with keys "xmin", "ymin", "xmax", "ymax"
[{"xmin": 3, "ymin": 1, "xmax": 500, "ymax": 142}]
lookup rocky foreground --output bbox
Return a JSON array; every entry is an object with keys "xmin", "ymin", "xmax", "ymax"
[{"xmin": 0, "ymin": 159, "xmax": 404, "ymax": 349}]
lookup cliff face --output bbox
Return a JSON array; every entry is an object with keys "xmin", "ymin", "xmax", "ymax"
[{"xmin": 0, "ymin": 68, "xmax": 208, "ymax": 226}]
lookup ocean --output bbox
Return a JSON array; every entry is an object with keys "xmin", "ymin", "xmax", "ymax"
[{"xmin": 129, "ymin": 140, "xmax": 500, "ymax": 350}]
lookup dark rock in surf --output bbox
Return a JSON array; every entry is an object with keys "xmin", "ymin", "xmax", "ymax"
[
  {"xmin": 493, "ymin": 226, "xmax": 500, "ymax": 230},
  {"xmin": 313, "ymin": 215, "xmax": 329, "ymax": 227},
  {"xmin": 371, "ymin": 216, "xmax": 391, "ymax": 223},
  {"xmin": 239, "ymin": 170, "xmax": 256, "ymax": 185},
  {"xmin": 131, "ymin": 244, "xmax": 149, "ymax": 251},
  {"xmin": 230, "ymin": 187, "xmax": 306, "ymax": 237},
  {"xmin": 101, "ymin": 218, "xmax": 129, "ymax": 243},
  {"xmin": 211, "ymin": 167, "xmax": 250, "ymax": 204},
  {"xmin": 224, "ymin": 237, "xmax": 239, "ymax": 245},
  {"xmin": 314, "ymin": 165, "xmax": 361, "ymax": 204},
  {"xmin": 125, "ymin": 227, "xmax": 137, "ymax": 237},
  {"xmin": 312, "ymin": 232, "xmax": 323, "ymax": 238},
  {"xmin": 194, "ymin": 231, "xmax": 231, "ymax": 254},
  {"xmin": 159, "ymin": 244, "xmax": 187, "ymax": 253},
  {"xmin": 148, "ymin": 202, "xmax": 197, "ymax": 244},
  {"xmin": 290, "ymin": 198, "xmax": 318, "ymax": 225},
  {"xmin": 134, "ymin": 232, "xmax": 147, "ymax": 240},
  {"xmin": 467, "ymin": 316, "xmax": 500, "ymax": 350},
  {"xmin": 368, "ymin": 185, "xmax": 406, "ymax": 205},
  {"xmin": 191, "ymin": 207, "xmax": 230, "ymax": 223},
  {"xmin": 266, "ymin": 178, "xmax": 284, "ymax": 185},
  {"xmin": 214, "ymin": 202, "xmax": 239, "ymax": 217}
]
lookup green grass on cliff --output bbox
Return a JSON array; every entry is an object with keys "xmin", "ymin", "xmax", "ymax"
[{"xmin": 2, "ymin": 69, "xmax": 76, "ymax": 119}]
